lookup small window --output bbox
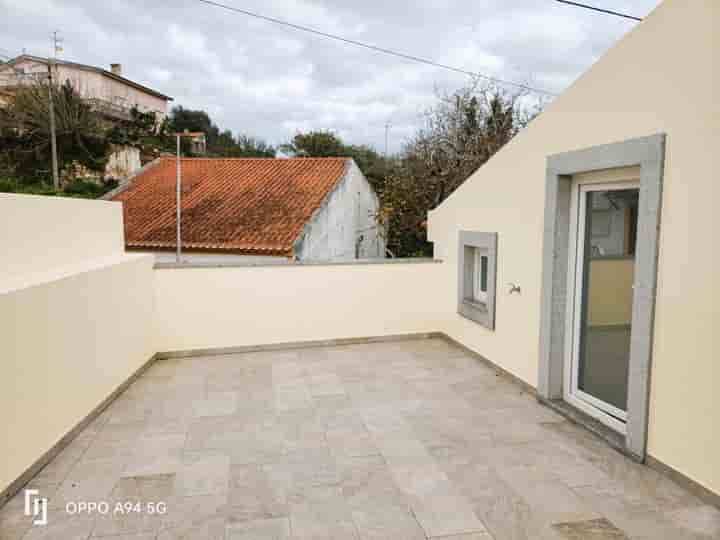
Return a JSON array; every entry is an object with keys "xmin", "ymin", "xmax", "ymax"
[
  {"xmin": 458, "ymin": 231, "xmax": 497, "ymax": 329},
  {"xmin": 474, "ymin": 250, "xmax": 489, "ymax": 303}
]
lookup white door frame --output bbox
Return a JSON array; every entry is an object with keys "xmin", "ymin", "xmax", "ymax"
[
  {"xmin": 539, "ymin": 134, "xmax": 665, "ymax": 461},
  {"xmin": 563, "ymin": 179, "xmax": 638, "ymax": 434}
]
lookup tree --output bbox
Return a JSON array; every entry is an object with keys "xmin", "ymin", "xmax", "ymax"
[
  {"xmin": 167, "ymin": 106, "xmax": 214, "ymax": 135},
  {"xmin": 228, "ymin": 135, "xmax": 275, "ymax": 158},
  {"xmin": 0, "ymin": 80, "xmax": 109, "ymax": 182},
  {"xmin": 281, "ymin": 130, "xmax": 391, "ymax": 188},
  {"xmin": 167, "ymin": 106, "xmax": 275, "ymax": 157},
  {"xmin": 378, "ymin": 82, "xmax": 541, "ymax": 256},
  {"xmin": 280, "ymin": 130, "xmax": 346, "ymax": 157}
]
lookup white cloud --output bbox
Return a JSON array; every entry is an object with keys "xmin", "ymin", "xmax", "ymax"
[{"xmin": 0, "ymin": 0, "xmax": 660, "ymax": 153}]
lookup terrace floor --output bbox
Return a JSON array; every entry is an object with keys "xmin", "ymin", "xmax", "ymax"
[{"xmin": 1, "ymin": 338, "xmax": 718, "ymax": 540}]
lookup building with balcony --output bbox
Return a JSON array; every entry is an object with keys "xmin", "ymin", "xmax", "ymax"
[{"xmin": 0, "ymin": 55, "xmax": 173, "ymax": 122}]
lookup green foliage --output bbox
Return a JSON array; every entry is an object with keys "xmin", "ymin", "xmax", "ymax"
[
  {"xmin": 376, "ymin": 83, "xmax": 542, "ymax": 257},
  {"xmin": 107, "ymin": 107, "xmax": 163, "ymax": 147},
  {"xmin": 0, "ymin": 81, "xmax": 109, "ymax": 181},
  {"xmin": 0, "ymin": 177, "xmax": 118, "ymax": 199},
  {"xmin": 281, "ymin": 130, "xmax": 390, "ymax": 188},
  {"xmin": 167, "ymin": 106, "xmax": 275, "ymax": 157},
  {"xmin": 227, "ymin": 135, "xmax": 275, "ymax": 158},
  {"xmin": 63, "ymin": 178, "xmax": 117, "ymax": 197},
  {"xmin": 280, "ymin": 130, "xmax": 346, "ymax": 157}
]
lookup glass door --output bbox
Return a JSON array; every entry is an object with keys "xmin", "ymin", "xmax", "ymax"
[{"xmin": 566, "ymin": 182, "xmax": 639, "ymax": 429}]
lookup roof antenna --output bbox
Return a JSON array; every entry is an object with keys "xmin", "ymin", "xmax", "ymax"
[{"xmin": 52, "ymin": 30, "xmax": 63, "ymax": 58}]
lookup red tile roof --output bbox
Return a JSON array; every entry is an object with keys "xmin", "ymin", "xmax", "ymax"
[{"xmin": 112, "ymin": 157, "xmax": 349, "ymax": 256}]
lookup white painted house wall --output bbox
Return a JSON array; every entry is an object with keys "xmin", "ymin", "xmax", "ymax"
[{"xmin": 294, "ymin": 160, "xmax": 384, "ymax": 260}]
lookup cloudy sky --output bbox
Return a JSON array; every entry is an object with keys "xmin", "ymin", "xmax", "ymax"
[{"xmin": 1, "ymin": 0, "xmax": 660, "ymax": 153}]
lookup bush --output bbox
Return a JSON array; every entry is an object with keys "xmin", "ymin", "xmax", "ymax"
[
  {"xmin": 0, "ymin": 178, "xmax": 118, "ymax": 199},
  {"xmin": 63, "ymin": 179, "xmax": 117, "ymax": 197}
]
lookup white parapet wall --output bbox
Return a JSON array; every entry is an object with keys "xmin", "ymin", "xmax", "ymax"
[
  {"xmin": 0, "ymin": 194, "xmax": 125, "ymax": 281},
  {"xmin": 0, "ymin": 194, "xmax": 155, "ymax": 499},
  {"xmin": 153, "ymin": 260, "xmax": 443, "ymax": 355}
]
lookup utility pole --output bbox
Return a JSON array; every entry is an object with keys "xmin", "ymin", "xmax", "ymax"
[
  {"xmin": 170, "ymin": 131, "xmax": 203, "ymax": 263},
  {"xmin": 176, "ymin": 133, "xmax": 181, "ymax": 262},
  {"xmin": 384, "ymin": 122, "xmax": 391, "ymax": 157},
  {"xmin": 48, "ymin": 31, "xmax": 63, "ymax": 189}
]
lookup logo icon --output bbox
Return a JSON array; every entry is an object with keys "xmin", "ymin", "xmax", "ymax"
[{"xmin": 24, "ymin": 489, "xmax": 48, "ymax": 526}]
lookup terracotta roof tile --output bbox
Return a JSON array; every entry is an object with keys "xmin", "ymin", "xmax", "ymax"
[{"xmin": 112, "ymin": 157, "xmax": 349, "ymax": 256}]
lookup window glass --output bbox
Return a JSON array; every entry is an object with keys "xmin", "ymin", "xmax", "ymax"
[
  {"xmin": 473, "ymin": 250, "xmax": 488, "ymax": 303},
  {"xmin": 588, "ymin": 190, "xmax": 639, "ymax": 258}
]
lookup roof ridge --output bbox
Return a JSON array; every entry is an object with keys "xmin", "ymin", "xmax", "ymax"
[{"xmin": 158, "ymin": 156, "xmax": 350, "ymax": 161}]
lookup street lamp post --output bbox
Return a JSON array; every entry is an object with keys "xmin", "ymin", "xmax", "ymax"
[
  {"xmin": 170, "ymin": 131, "xmax": 204, "ymax": 263},
  {"xmin": 176, "ymin": 133, "xmax": 181, "ymax": 262}
]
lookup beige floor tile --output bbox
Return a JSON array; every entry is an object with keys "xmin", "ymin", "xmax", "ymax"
[
  {"xmin": 308, "ymin": 373, "xmax": 346, "ymax": 397},
  {"xmin": 350, "ymin": 505, "xmax": 426, "ymax": 540},
  {"xmin": 496, "ymin": 465, "xmax": 599, "ymax": 525},
  {"xmin": 668, "ymin": 504, "xmax": 720, "ymax": 538},
  {"xmin": 273, "ymin": 379, "xmax": 313, "ymax": 411},
  {"xmin": 50, "ymin": 457, "xmax": 126, "ymax": 509},
  {"xmin": 192, "ymin": 392, "xmax": 238, "ymax": 418},
  {"xmin": 263, "ymin": 460, "xmax": 342, "ymax": 507},
  {"xmin": 552, "ymin": 517, "xmax": 629, "ymax": 539},
  {"xmin": 122, "ymin": 433, "xmax": 187, "ymax": 478},
  {"xmin": 104, "ymin": 397, "xmax": 154, "ymax": 426},
  {"xmin": 176, "ymin": 452, "xmax": 230, "ymax": 496},
  {"xmin": 21, "ymin": 512, "xmax": 94, "ymax": 540},
  {"xmin": 92, "ymin": 474, "xmax": 175, "ymax": 537},
  {"xmin": 3, "ymin": 339, "xmax": 713, "ymax": 540},
  {"xmin": 225, "ymin": 516, "xmax": 291, "ymax": 540},
  {"xmin": 290, "ymin": 501, "xmax": 359, "ymax": 539},
  {"xmin": 84, "ymin": 422, "xmax": 146, "ymax": 461},
  {"xmin": 185, "ymin": 416, "xmax": 248, "ymax": 453},
  {"xmin": 0, "ymin": 489, "xmax": 35, "ymax": 540},
  {"xmin": 158, "ymin": 493, "xmax": 227, "ymax": 540},
  {"xmin": 410, "ymin": 491, "xmax": 488, "ymax": 538},
  {"xmin": 432, "ymin": 534, "xmax": 494, "ymax": 540},
  {"xmin": 227, "ymin": 465, "xmax": 288, "ymax": 523},
  {"xmin": 326, "ymin": 425, "xmax": 380, "ymax": 459},
  {"xmin": 30, "ymin": 449, "xmax": 83, "ymax": 486},
  {"xmin": 336, "ymin": 456, "xmax": 407, "ymax": 510},
  {"xmin": 92, "ymin": 533, "xmax": 157, "ymax": 540}
]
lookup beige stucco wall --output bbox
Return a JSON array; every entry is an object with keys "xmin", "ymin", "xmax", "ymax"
[
  {"xmin": 0, "ymin": 195, "xmax": 155, "ymax": 497},
  {"xmin": 153, "ymin": 262, "xmax": 444, "ymax": 354},
  {"xmin": 427, "ymin": 0, "xmax": 718, "ymax": 495}
]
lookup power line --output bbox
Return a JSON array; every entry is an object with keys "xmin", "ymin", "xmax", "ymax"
[
  {"xmin": 192, "ymin": 0, "xmax": 557, "ymax": 97},
  {"xmin": 553, "ymin": 1, "xmax": 643, "ymax": 22}
]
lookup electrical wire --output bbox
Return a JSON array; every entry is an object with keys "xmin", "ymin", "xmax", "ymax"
[
  {"xmin": 553, "ymin": 1, "xmax": 643, "ymax": 22},
  {"xmin": 192, "ymin": 0, "xmax": 557, "ymax": 96}
]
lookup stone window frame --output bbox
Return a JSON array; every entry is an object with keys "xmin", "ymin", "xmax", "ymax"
[
  {"xmin": 538, "ymin": 134, "xmax": 666, "ymax": 461},
  {"xmin": 457, "ymin": 231, "xmax": 498, "ymax": 330}
]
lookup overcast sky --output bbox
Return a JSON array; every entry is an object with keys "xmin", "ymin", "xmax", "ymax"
[{"xmin": 1, "ymin": 0, "xmax": 660, "ymax": 153}]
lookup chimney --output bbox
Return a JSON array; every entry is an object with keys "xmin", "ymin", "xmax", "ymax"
[{"xmin": 110, "ymin": 63, "xmax": 122, "ymax": 76}]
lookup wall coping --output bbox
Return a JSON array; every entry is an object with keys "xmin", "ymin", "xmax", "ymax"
[{"xmin": 154, "ymin": 258, "xmax": 442, "ymax": 270}]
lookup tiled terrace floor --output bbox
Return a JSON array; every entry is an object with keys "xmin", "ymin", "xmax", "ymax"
[{"xmin": 2, "ymin": 338, "xmax": 718, "ymax": 540}]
